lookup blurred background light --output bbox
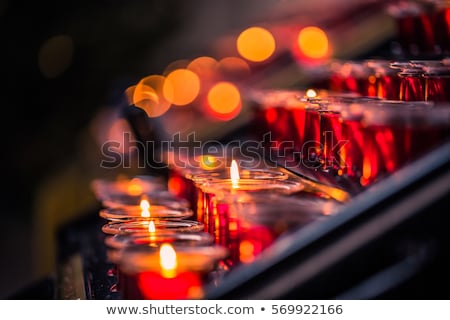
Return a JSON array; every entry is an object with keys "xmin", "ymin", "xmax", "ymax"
[
  {"xmin": 236, "ymin": 26, "xmax": 276, "ymax": 62},
  {"xmin": 206, "ymin": 81, "xmax": 241, "ymax": 120},
  {"xmin": 163, "ymin": 68, "xmax": 200, "ymax": 106}
]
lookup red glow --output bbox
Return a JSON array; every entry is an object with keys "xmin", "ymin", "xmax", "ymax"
[
  {"xmin": 265, "ymin": 107, "xmax": 277, "ymax": 124},
  {"xmin": 137, "ymin": 271, "xmax": 202, "ymax": 300},
  {"xmin": 167, "ymin": 175, "xmax": 184, "ymax": 199},
  {"xmin": 239, "ymin": 226, "xmax": 275, "ymax": 264}
]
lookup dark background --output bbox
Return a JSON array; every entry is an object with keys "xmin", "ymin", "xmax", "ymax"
[{"xmin": 1, "ymin": 0, "xmax": 391, "ymax": 298}]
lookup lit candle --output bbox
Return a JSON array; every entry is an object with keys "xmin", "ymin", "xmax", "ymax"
[
  {"xmin": 137, "ymin": 244, "xmax": 202, "ymax": 300},
  {"xmin": 105, "ymin": 231, "xmax": 214, "ymax": 267},
  {"xmin": 140, "ymin": 197, "xmax": 151, "ymax": 218},
  {"xmin": 192, "ymin": 161, "xmax": 291, "ymax": 233},
  {"xmin": 197, "ymin": 163, "xmax": 303, "ymax": 267},
  {"xmin": 117, "ymin": 243, "xmax": 228, "ymax": 300},
  {"xmin": 99, "ymin": 196, "xmax": 194, "ymax": 222},
  {"xmin": 148, "ymin": 220, "xmax": 156, "ymax": 242},
  {"xmin": 230, "ymin": 159, "xmax": 240, "ymax": 189}
]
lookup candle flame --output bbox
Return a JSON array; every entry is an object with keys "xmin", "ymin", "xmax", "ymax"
[
  {"xmin": 160, "ymin": 244, "xmax": 177, "ymax": 278},
  {"xmin": 148, "ymin": 220, "xmax": 156, "ymax": 233},
  {"xmin": 230, "ymin": 160, "xmax": 240, "ymax": 187},
  {"xmin": 140, "ymin": 197, "xmax": 151, "ymax": 218},
  {"xmin": 306, "ymin": 89, "xmax": 317, "ymax": 98}
]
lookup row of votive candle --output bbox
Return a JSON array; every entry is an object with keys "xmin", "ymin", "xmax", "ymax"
[
  {"xmin": 167, "ymin": 157, "xmax": 343, "ymax": 267},
  {"xmin": 251, "ymin": 89, "xmax": 450, "ymax": 187},
  {"xmin": 384, "ymin": 0, "xmax": 449, "ymax": 57},
  {"xmin": 91, "ymin": 175, "xmax": 228, "ymax": 299},
  {"xmin": 91, "ymin": 170, "xmax": 343, "ymax": 299},
  {"xmin": 327, "ymin": 58, "xmax": 450, "ymax": 101}
]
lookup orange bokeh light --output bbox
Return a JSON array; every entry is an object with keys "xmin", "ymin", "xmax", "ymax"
[
  {"xmin": 239, "ymin": 240, "xmax": 256, "ymax": 264},
  {"xmin": 297, "ymin": 26, "xmax": 329, "ymax": 59},
  {"xmin": 218, "ymin": 56, "xmax": 251, "ymax": 80},
  {"xmin": 163, "ymin": 69, "xmax": 200, "ymax": 106},
  {"xmin": 206, "ymin": 82, "xmax": 241, "ymax": 120},
  {"xmin": 132, "ymin": 75, "xmax": 173, "ymax": 118},
  {"xmin": 236, "ymin": 26, "xmax": 276, "ymax": 62},
  {"xmin": 187, "ymin": 56, "xmax": 218, "ymax": 81}
]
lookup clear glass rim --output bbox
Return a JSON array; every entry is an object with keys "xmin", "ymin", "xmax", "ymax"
[
  {"xmin": 101, "ymin": 219, "xmax": 204, "ymax": 235},
  {"xmin": 200, "ymin": 179, "xmax": 304, "ymax": 196},
  {"xmin": 104, "ymin": 231, "xmax": 214, "ymax": 250},
  {"xmin": 99, "ymin": 206, "xmax": 193, "ymax": 222},
  {"xmin": 191, "ymin": 169, "xmax": 288, "ymax": 185}
]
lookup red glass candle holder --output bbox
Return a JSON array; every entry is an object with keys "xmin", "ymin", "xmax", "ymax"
[
  {"xmin": 306, "ymin": 96, "xmax": 379, "ymax": 173},
  {"xmin": 335, "ymin": 100, "xmax": 446, "ymax": 186},
  {"xmin": 116, "ymin": 242, "xmax": 228, "ymax": 300},
  {"xmin": 248, "ymin": 89, "xmax": 307, "ymax": 160},
  {"xmin": 385, "ymin": 0, "xmax": 444, "ymax": 56},
  {"xmin": 167, "ymin": 154, "xmax": 228, "ymax": 218},
  {"xmin": 199, "ymin": 179, "xmax": 304, "ymax": 266},
  {"xmin": 398, "ymin": 66, "xmax": 425, "ymax": 101},
  {"xmin": 303, "ymin": 101, "xmax": 323, "ymax": 166},
  {"xmin": 424, "ymin": 65, "xmax": 450, "ymax": 102},
  {"xmin": 191, "ymin": 168, "xmax": 289, "ymax": 231},
  {"xmin": 224, "ymin": 193, "xmax": 341, "ymax": 265},
  {"xmin": 329, "ymin": 60, "xmax": 377, "ymax": 96},
  {"xmin": 434, "ymin": 2, "xmax": 450, "ymax": 54},
  {"xmin": 362, "ymin": 101, "xmax": 450, "ymax": 178},
  {"xmin": 104, "ymin": 231, "xmax": 214, "ymax": 264},
  {"xmin": 366, "ymin": 60, "xmax": 401, "ymax": 100}
]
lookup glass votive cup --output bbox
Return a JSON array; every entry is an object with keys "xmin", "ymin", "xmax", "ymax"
[
  {"xmin": 398, "ymin": 66, "xmax": 425, "ymax": 101},
  {"xmin": 303, "ymin": 99, "xmax": 323, "ymax": 166},
  {"xmin": 424, "ymin": 65, "xmax": 450, "ymax": 102},
  {"xmin": 308, "ymin": 96, "xmax": 380, "ymax": 172},
  {"xmin": 225, "ymin": 193, "xmax": 342, "ymax": 265},
  {"xmin": 385, "ymin": 0, "xmax": 444, "ymax": 56},
  {"xmin": 335, "ymin": 100, "xmax": 438, "ymax": 186},
  {"xmin": 366, "ymin": 59, "xmax": 401, "ymax": 100},
  {"xmin": 116, "ymin": 240, "xmax": 228, "ymax": 300},
  {"xmin": 104, "ymin": 231, "xmax": 214, "ymax": 264},
  {"xmin": 105, "ymin": 231, "xmax": 215, "ymax": 299},
  {"xmin": 98, "ymin": 190, "xmax": 190, "ymax": 210},
  {"xmin": 198, "ymin": 179, "xmax": 304, "ymax": 265},
  {"xmin": 167, "ymin": 154, "xmax": 230, "ymax": 219},
  {"xmin": 191, "ymin": 168, "xmax": 290, "ymax": 231},
  {"xmin": 99, "ymin": 205, "xmax": 194, "ymax": 222},
  {"xmin": 434, "ymin": 1, "xmax": 450, "ymax": 54},
  {"xmin": 361, "ymin": 101, "xmax": 450, "ymax": 181},
  {"xmin": 90, "ymin": 175, "xmax": 167, "ymax": 202},
  {"xmin": 248, "ymin": 89, "xmax": 309, "ymax": 160}
]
